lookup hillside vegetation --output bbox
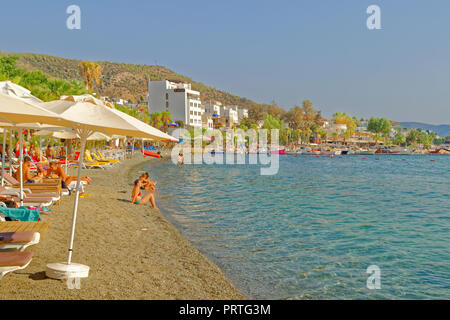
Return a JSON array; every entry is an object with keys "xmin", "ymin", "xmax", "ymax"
[{"xmin": 0, "ymin": 51, "xmax": 272, "ymax": 110}]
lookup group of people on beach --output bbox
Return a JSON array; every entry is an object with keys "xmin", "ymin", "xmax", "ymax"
[
  {"xmin": 13, "ymin": 143, "xmax": 92, "ymax": 189},
  {"xmin": 131, "ymin": 172, "xmax": 159, "ymax": 211}
]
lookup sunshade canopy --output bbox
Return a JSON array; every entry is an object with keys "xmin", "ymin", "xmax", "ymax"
[
  {"xmin": 34, "ymin": 128, "xmax": 111, "ymax": 141},
  {"xmin": 0, "ymin": 81, "xmax": 43, "ymax": 105},
  {"xmin": 40, "ymin": 96, "xmax": 178, "ymax": 142},
  {"xmin": 0, "ymin": 93, "xmax": 75, "ymax": 127}
]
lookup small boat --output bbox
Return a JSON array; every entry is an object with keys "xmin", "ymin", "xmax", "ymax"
[
  {"xmin": 357, "ymin": 149, "xmax": 376, "ymax": 155},
  {"xmin": 270, "ymin": 149, "xmax": 286, "ymax": 155}
]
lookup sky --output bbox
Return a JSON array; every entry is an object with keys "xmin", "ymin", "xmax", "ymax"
[{"xmin": 1, "ymin": 0, "xmax": 449, "ymax": 124}]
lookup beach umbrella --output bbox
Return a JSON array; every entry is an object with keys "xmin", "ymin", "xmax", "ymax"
[
  {"xmin": 0, "ymin": 80, "xmax": 43, "ymax": 105},
  {"xmin": 33, "ymin": 128, "xmax": 112, "ymax": 172},
  {"xmin": 34, "ymin": 128, "xmax": 112, "ymax": 141},
  {"xmin": 0, "ymin": 93, "xmax": 76, "ymax": 199},
  {"xmin": 40, "ymin": 95, "xmax": 178, "ymax": 280}
]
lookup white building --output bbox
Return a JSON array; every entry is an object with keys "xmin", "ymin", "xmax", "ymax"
[
  {"xmin": 202, "ymin": 114, "xmax": 214, "ymax": 130},
  {"xmin": 204, "ymin": 101, "xmax": 222, "ymax": 117},
  {"xmin": 220, "ymin": 106, "xmax": 239, "ymax": 125},
  {"xmin": 112, "ymin": 98, "xmax": 125, "ymax": 105},
  {"xmin": 238, "ymin": 107, "xmax": 248, "ymax": 121},
  {"xmin": 148, "ymin": 80, "xmax": 203, "ymax": 128}
]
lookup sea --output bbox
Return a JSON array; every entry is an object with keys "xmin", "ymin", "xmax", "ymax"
[{"xmin": 140, "ymin": 154, "xmax": 450, "ymax": 299}]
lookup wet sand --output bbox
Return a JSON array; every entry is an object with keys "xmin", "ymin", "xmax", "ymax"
[{"xmin": 0, "ymin": 155, "xmax": 244, "ymax": 299}]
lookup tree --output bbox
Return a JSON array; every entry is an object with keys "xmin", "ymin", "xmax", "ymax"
[
  {"xmin": 392, "ymin": 131, "xmax": 406, "ymax": 146},
  {"xmin": 406, "ymin": 129, "xmax": 420, "ymax": 146},
  {"xmin": 368, "ymin": 117, "xmax": 391, "ymax": 144},
  {"xmin": 285, "ymin": 106, "xmax": 303, "ymax": 131},
  {"xmin": 160, "ymin": 111, "xmax": 172, "ymax": 133},
  {"xmin": 333, "ymin": 112, "xmax": 356, "ymax": 136},
  {"xmin": 0, "ymin": 56, "xmax": 20, "ymax": 79},
  {"xmin": 150, "ymin": 112, "xmax": 162, "ymax": 129},
  {"xmin": 77, "ymin": 61, "xmax": 104, "ymax": 91}
]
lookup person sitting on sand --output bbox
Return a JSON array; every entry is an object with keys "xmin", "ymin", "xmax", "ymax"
[
  {"xmin": 131, "ymin": 179, "xmax": 159, "ymax": 210},
  {"xmin": 14, "ymin": 156, "xmax": 43, "ymax": 183},
  {"xmin": 139, "ymin": 172, "xmax": 157, "ymax": 191},
  {"xmin": 47, "ymin": 160, "xmax": 92, "ymax": 185}
]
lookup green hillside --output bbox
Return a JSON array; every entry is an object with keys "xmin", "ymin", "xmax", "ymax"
[{"xmin": 0, "ymin": 51, "xmax": 268, "ymax": 110}]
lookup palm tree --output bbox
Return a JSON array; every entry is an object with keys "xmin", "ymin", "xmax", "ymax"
[
  {"xmin": 150, "ymin": 112, "xmax": 162, "ymax": 129},
  {"xmin": 77, "ymin": 61, "xmax": 104, "ymax": 92},
  {"xmin": 160, "ymin": 111, "xmax": 172, "ymax": 133}
]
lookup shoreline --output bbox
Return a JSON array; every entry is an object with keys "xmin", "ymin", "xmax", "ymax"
[{"xmin": 0, "ymin": 155, "xmax": 244, "ymax": 300}]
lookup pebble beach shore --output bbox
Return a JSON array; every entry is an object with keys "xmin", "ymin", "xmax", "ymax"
[{"xmin": 0, "ymin": 155, "xmax": 244, "ymax": 300}]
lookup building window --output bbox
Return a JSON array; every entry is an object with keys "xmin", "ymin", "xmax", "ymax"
[
  {"xmin": 166, "ymin": 101, "xmax": 169, "ymax": 110},
  {"xmin": 165, "ymin": 93, "xmax": 169, "ymax": 100}
]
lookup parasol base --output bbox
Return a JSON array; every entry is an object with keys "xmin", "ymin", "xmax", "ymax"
[{"xmin": 45, "ymin": 262, "xmax": 89, "ymax": 279}]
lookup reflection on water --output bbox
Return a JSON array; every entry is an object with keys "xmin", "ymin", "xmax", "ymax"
[{"xmin": 142, "ymin": 155, "xmax": 450, "ymax": 299}]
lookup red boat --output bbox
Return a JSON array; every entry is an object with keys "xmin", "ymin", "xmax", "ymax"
[
  {"xmin": 143, "ymin": 150, "xmax": 161, "ymax": 158},
  {"xmin": 270, "ymin": 149, "xmax": 286, "ymax": 155}
]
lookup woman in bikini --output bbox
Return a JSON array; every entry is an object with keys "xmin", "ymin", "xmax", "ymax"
[{"xmin": 131, "ymin": 179, "xmax": 159, "ymax": 210}]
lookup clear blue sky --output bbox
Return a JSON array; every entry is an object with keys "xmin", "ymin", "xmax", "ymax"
[{"xmin": 1, "ymin": 0, "xmax": 449, "ymax": 124}]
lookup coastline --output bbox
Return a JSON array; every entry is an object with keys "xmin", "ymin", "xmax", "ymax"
[{"xmin": 0, "ymin": 155, "xmax": 244, "ymax": 300}]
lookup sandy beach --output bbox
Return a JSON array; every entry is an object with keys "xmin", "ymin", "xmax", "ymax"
[{"xmin": 0, "ymin": 156, "xmax": 244, "ymax": 300}]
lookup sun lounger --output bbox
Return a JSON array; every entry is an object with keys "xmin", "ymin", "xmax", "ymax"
[
  {"xmin": 0, "ymin": 231, "xmax": 40, "ymax": 251},
  {"xmin": 0, "ymin": 251, "xmax": 33, "ymax": 280},
  {"xmin": 85, "ymin": 151, "xmax": 113, "ymax": 166},
  {"xmin": 0, "ymin": 186, "xmax": 60, "ymax": 202},
  {"xmin": 98, "ymin": 151, "xmax": 120, "ymax": 162},
  {"xmin": 3, "ymin": 173, "xmax": 61, "ymax": 195},
  {"xmin": 94, "ymin": 151, "xmax": 120, "ymax": 163}
]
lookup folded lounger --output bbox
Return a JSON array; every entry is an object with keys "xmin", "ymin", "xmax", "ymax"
[
  {"xmin": 0, "ymin": 231, "xmax": 40, "ymax": 251},
  {"xmin": 0, "ymin": 251, "xmax": 33, "ymax": 280}
]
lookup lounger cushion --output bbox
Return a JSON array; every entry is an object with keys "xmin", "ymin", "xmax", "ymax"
[
  {"xmin": 0, "ymin": 251, "xmax": 33, "ymax": 267},
  {"xmin": 12, "ymin": 196, "xmax": 53, "ymax": 203},
  {"xmin": 0, "ymin": 231, "xmax": 36, "ymax": 243}
]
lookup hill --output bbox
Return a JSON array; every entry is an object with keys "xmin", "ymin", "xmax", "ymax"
[
  {"xmin": 0, "ymin": 51, "xmax": 271, "ymax": 111},
  {"xmin": 399, "ymin": 122, "xmax": 450, "ymax": 137}
]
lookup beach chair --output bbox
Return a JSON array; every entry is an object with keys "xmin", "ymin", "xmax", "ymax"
[
  {"xmin": 83, "ymin": 151, "xmax": 112, "ymax": 169},
  {"xmin": 0, "ymin": 186, "xmax": 60, "ymax": 202},
  {"xmin": 0, "ymin": 251, "xmax": 33, "ymax": 280},
  {"xmin": 90, "ymin": 151, "xmax": 115, "ymax": 164},
  {"xmin": 97, "ymin": 151, "xmax": 120, "ymax": 163},
  {"xmin": 0, "ymin": 231, "xmax": 40, "ymax": 251},
  {"xmin": 3, "ymin": 173, "xmax": 62, "ymax": 195}
]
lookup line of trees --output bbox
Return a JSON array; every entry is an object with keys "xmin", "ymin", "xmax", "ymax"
[
  {"xmin": 0, "ymin": 56, "xmax": 87, "ymax": 101},
  {"xmin": 240, "ymin": 100, "xmax": 324, "ymax": 144}
]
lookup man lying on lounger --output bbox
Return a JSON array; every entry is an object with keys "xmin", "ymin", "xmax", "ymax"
[
  {"xmin": 14, "ymin": 156, "xmax": 43, "ymax": 184},
  {"xmin": 47, "ymin": 160, "xmax": 92, "ymax": 186},
  {"xmin": 131, "ymin": 179, "xmax": 159, "ymax": 210}
]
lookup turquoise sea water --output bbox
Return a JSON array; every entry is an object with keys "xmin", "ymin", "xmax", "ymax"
[{"xmin": 141, "ymin": 155, "xmax": 449, "ymax": 299}]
